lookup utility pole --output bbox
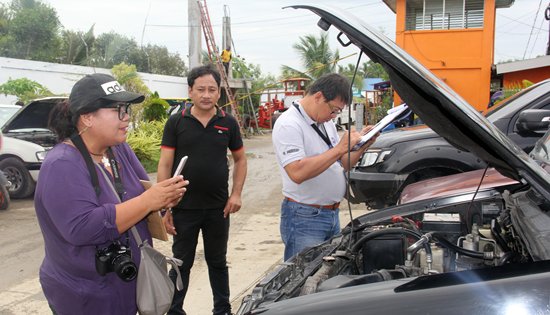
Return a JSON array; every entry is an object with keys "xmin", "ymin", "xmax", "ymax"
[
  {"xmin": 188, "ymin": 0, "xmax": 201, "ymax": 69},
  {"xmin": 222, "ymin": 5, "xmax": 232, "ymax": 79}
]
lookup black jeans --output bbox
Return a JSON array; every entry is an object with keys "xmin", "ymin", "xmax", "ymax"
[{"xmin": 168, "ymin": 208, "xmax": 231, "ymax": 315}]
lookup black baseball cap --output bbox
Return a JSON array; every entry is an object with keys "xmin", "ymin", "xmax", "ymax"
[{"xmin": 69, "ymin": 73, "xmax": 145, "ymax": 114}]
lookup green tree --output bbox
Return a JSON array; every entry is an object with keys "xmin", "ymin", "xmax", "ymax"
[
  {"xmin": 361, "ymin": 60, "xmax": 389, "ymax": 81},
  {"xmin": 337, "ymin": 63, "xmax": 364, "ymax": 92},
  {"xmin": 91, "ymin": 32, "xmax": 143, "ymax": 69},
  {"xmin": 142, "ymin": 44, "xmax": 187, "ymax": 76},
  {"xmin": 281, "ymin": 33, "xmax": 339, "ymax": 80},
  {"xmin": 91, "ymin": 33, "xmax": 187, "ymax": 76},
  {"xmin": 232, "ymin": 56, "xmax": 278, "ymax": 118},
  {"xmin": 1, "ymin": 0, "xmax": 61, "ymax": 61},
  {"xmin": 59, "ymin": 26, "xmax": 94, "ymax": 65},
  {"xmin": 0, "ymin": 77, "xmax": 52, "ymax": 103},
  {"xmin": 111, "ymin": 62, "xmax": 150, "ymax": 124},
  {"xmin": 142, "ymin": 91, "xmax": 169, "ymax": 122}
]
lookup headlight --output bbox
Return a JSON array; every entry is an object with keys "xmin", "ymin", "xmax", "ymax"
[
  {"xmin": 36, "ymin": 151, "xmax": 48, "ymax": 161},
  {"xmin": 358, "ymin": 149, "xmax": 392, "ymax": 167}
]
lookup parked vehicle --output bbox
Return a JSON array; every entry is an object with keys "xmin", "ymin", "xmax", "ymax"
[
  {"xmin": 334, "ymin": 102, "xmax": 356, "ymax": 129},
  {"xmin": 0, "ymin": 98, "xmax": 61, "ymax": 198},
  {"xmin": 0, "ymin": 128, "xmax": 10, "ymax": 210},
  {"xmin": 349, "ymin": 79, "xmax": 550, "ymax": 209},
  {"xmin": 237, "ymin": 5, "xmax": 550, "ymax": 315},
  {"xmin": 256, "ymin": 78, "xmax": 309, "ymax": 128}
]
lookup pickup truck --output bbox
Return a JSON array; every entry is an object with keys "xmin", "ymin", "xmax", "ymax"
[{"xmin": 349, "ymin": 79, "xmax": 550, "ymax": 209}]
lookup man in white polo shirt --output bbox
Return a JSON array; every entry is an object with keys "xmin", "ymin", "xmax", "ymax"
[{"xmin": 272, "ymin": 73, "xmax": 376, "ymax": 261}]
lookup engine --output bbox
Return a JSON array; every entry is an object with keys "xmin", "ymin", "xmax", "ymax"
[{"xmin": 299, "ymin": 210, "xmax": 528, "ymax": 295}]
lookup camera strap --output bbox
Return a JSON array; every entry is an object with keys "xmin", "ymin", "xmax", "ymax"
[
  {"xmin": 70, "ymin": 134, "xmax": 129, "ymax": 245},
  {"xmin": 70, "ymin": 134, "xmax": 125, "ymax": 200},
  {"xmin": 71, "ymin": 134, "xmax": 101, "ymax": 197}
]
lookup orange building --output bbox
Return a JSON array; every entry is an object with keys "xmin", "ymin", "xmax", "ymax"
[
  {"xmin": 496, "ymin": 55, "xmax": 550, "ymax": 88},
  {"xmin": 383, "ymin": 0, "xmax": 514, "ymax": 111}
]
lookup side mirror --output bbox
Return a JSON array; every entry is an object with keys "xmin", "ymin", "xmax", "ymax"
[{"xmin": 516, "ymin": 109, "xmax": 550, "ymax": 133}]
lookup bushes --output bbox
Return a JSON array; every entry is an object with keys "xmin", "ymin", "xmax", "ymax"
[{"xmin": 127, "ymin": 118, "xmax": 166, "ymax": 173}]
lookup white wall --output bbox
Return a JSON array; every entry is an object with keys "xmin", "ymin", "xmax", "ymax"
[{"xmin": 0, "ymin": 57, "xmax": 188, "ymax": 104}]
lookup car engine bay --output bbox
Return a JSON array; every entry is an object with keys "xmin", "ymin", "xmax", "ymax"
[{"xmin": 239, "ymin": 186, "xmax": 547, "ymax": 313}]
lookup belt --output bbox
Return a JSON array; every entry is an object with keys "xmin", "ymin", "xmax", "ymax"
[{"xmin": 285, "ymin": 197, "xmax": 340, "ymax": 210}]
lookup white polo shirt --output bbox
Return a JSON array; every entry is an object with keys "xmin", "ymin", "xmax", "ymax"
[{"xmin": 272, "ymin": 101, "xmax": 346, "ymax": 205}]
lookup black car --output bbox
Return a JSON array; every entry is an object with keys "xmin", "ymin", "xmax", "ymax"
[
  {"xmin": 349, "ymin": 80, "xmax": 550, "ymax": 209},
  {"xmin": 237, "ymin": 4, "xmax": 550, "ymax": 315}
]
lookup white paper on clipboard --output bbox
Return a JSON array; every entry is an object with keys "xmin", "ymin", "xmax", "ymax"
[{"xmin": 352, "ymin": 103, "xmax": 411, "ymax": 151}]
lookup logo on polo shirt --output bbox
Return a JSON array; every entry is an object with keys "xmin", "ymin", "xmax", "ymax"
[
  {"xmin": 283, "ymin": 148, "xmax": 299, "ymax": 155},
  {"xmin": 100, "ymin": 81, "xmax": 125, "ymax": 95}
]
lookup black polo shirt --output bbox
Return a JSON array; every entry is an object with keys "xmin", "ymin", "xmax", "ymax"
[{"xmin": 161, "ymin": 106, "xmax": 243, "ymax": 210}]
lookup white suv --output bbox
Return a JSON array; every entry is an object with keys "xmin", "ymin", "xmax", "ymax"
[{"xmin": 0, "ymin": 98, "xmax": 62, "ymax": 198}]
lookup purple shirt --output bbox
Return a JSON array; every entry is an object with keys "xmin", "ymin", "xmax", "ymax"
[{"xmin": 34, "ymin": 142, "xmax": 151, "ymax": 315}]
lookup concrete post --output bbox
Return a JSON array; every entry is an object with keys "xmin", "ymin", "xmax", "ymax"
[{"xmin": 188, "ymin": 0, "xmax": 201, "ymax": 69}]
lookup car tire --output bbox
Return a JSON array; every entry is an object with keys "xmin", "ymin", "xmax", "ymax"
[{"xmin": 0, "ymin": 157, "xmax": 35, "ymax": 199}]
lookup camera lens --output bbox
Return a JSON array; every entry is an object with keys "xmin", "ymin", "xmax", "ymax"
[{"xmin": 113, "ymin": 254, "xmax": 137, "ymax": 282}]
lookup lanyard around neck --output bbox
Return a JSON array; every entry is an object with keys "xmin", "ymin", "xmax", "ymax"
[{"xmin": 293, "ymin": 103, "xmax": 332, "ymax": 148}]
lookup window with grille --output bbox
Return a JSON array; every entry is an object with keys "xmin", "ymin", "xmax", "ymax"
[{"xmin": 405, "ymin": 0, "xmax": 484, "ymax": 31}]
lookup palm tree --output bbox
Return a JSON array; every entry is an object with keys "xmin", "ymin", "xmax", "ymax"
[
  {"xmin": 281, "ymin": 33, "xmax": 339, "ymax": 80},
  {"xmin": 338, "ymin": 63, "xmax": 364, "ymax": 92}
]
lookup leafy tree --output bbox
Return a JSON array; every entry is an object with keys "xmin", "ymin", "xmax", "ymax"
[
  {"xmin": 142, "ymin": 44, "xmax": 187, "ymax": 76},
  {"xmin": 91, "ymin": 32, "xmax": 142, "ymax": 69},
  {"xmin": 361, "ymin": 60, "xmax": 389, "ymax": 81},
  {"xmin": 111, "ymin": 62, "xmax": 150, "ymax": 124},
  {"xmin": 1, "ymin": 0, "xmax": 61, "ymax": 61},
  {"xmin": 0, "ymin": 77, "xmax": 52, "ymax": 102},
  {"xmin": 59, "ymin": 26, "xmax": 95, "ymax": 65},
  {"xmin": 142, "ymin": 91, "xmax": 169, "ymax": 121},
  {"xmin": 337, "ymin": 60, "xmax": 389, "ymax": 93},
  {"xmin": 281, "ymin": 33, "xmax": 339, "ymax": 80},
  {"xmin": 91, "ymin": 33, "xmax": 187, "ymax": 76},
  {"xmin": 231, "ymin": 56, "xmax": 278, "ymax": 118},
  {"xmin": 338, "ymin": 63, "xmax": 364, "ymax": 92}
]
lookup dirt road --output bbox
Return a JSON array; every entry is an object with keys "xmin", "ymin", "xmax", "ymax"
[{"xmin": 0, "ymin": 132, "xmax": 368, "ymax": 314}]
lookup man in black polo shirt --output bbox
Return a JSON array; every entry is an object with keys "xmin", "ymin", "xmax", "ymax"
[{"xmin": 158, "ymin": 65, "xmax": 247, "ymax": 315}]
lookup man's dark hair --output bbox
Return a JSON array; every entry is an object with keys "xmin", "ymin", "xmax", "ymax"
[
  {"xmin": 307, "ymin": 73, "xmax": 351, "ymax": 105},
  {"xmin": 187, "ymin": 65, "xmax": 221, "ymax": 88}
]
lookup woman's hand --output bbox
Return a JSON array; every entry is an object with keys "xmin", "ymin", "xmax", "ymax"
[{"xmin": 142, "ymin": 176, "xmax": 188, "ymax": 211}]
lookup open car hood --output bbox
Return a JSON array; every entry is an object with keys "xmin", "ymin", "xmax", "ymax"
[
  {"xmin": 286, "ymin": 5, "xmax": 550, "ymax": 200},
  {"xmin": 2, "ymin": 97, "xmax": 64, "ymax": 133}
]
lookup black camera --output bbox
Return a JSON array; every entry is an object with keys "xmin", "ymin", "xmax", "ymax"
[{"xmin": 95, "ymin": 242, "xmax": 137, "ymax": 282}]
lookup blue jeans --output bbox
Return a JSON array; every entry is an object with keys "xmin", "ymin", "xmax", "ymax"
[{"xmin": 280, "ymin": 198, "xmax": 340, "ymax": 261}]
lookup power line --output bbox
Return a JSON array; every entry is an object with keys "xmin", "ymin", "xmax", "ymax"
[
  {"xmin": 523, "ymin": 0, "xmax": 544, "ymax": 59},
  {"xmin": 529, "ymin": 10, "xmax": 547, "ymax": 57}
]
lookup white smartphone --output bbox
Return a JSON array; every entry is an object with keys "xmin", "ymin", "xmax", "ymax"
[{"xmin": 173, "ymin": 156, "xmax": 188, "ymax": 178}]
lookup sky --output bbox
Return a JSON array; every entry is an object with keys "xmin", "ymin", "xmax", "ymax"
[{"xmin": 28, "ymin": 0, "xmax": 550, "ymax": 76}]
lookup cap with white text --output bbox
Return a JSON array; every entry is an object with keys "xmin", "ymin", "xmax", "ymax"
[{"xmin": 69, "ymin": 73, "xmax": 145, "ymax": 114}]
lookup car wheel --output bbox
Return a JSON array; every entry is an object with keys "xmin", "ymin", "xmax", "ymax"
[{"xmin": 0, "ymin": 157, "xmax": 35, "ymax": 199}]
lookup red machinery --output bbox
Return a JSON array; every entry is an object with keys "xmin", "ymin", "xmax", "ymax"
[{"xmin": 257, "ymin": 78, "xmax": 310, "ymax": 129}]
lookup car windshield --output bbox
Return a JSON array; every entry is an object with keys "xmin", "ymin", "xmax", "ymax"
[
  {"xmin": 0, "ymin": 106, "xmax": 19, "ymax": 127},
  {"xmin": 530, "ymin": 128, "xmax": 550, "ymax": 164}
]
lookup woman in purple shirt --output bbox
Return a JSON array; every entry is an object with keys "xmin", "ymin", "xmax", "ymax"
[{"xmin": 34, "ymin": 73, "xmax": 188, "ymax": 315}]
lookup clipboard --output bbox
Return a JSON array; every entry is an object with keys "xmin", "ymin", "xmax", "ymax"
[
  {"xmin": 140, "ymin": 180, "xmax": 169, "ymax": 241},
  {"xmin": 352, "ymin": 103, "xmax": 411, "ymax": 151}
]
